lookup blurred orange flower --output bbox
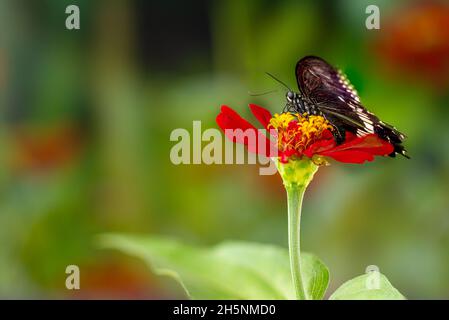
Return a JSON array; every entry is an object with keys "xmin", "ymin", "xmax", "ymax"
[
  {"xmin": 376, "ymin": 1, "xmax": 449, "ymax": 87},
  {"xmin": 11, "ymin": 124, "xmax": 84, "ymax": 173}
]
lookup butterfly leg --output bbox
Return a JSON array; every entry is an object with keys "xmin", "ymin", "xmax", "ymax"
[
  {"xmin": 331, "ymin": 125, "xmax": 346, "ymax": 145},
  {"xmin": 283, "ymin": 103, "xmax": 298, "ymax": 113}
]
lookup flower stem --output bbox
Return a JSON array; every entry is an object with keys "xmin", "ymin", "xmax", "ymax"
[
  {"xmin": 286, "ymin": 184, "xmax": 308, "ymax": 300},
  {"xmin": 275, "ymin": 158, "xmax": 318, "ymax": 300}
]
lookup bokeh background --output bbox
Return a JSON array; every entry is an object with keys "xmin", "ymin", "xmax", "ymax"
[{"xmin": 1, "ymin": 0, "xmax": 449, "ymax": 299}]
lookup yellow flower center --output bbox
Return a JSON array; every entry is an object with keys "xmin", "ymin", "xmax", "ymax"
[
  {"xmin": 268, "ymin": 113, "xmax": 333, "ymax": 154},
  {"xmin": 268, "ymin": 112, "xmax": 296, "ymax": 130}
]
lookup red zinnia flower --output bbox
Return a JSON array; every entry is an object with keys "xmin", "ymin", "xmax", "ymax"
[
  {"xmin": 216, "ymin": 103, "xmax": 401, "ymax": 301},
  {"xmin": 216, "ymin": 104, "xmax": 393, "ymax": 165}
]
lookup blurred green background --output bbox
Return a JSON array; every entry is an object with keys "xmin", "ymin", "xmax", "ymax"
[{"xmin": 1, "ymin": 0, "xmax": 449, "ymax": 299}]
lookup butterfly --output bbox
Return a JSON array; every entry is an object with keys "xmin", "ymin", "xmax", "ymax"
[{"xmin": 282, "ymin": 56, "xmax": 409, "ymax": 158}]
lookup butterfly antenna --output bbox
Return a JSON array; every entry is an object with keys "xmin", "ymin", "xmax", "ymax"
[
  {"xmin": 265, "ymin": 72, "xmax": 291, "ymax": 91},
  {"xmin": 248, "ymin": 89, "xmax": 278, "ymax": 96}
]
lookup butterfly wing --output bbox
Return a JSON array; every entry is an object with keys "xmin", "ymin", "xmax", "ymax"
[{"xmin": 295, "ymin": 56, "xmax": 408, "ymax": 157}]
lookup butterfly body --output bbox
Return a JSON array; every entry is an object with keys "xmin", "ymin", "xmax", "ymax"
[
  {"xmin": 285, "ymin": 56, "xmax": 409, "ymax": 158},
  {"xmin": 285, "ymin": 91, "xmax": 320, "ymax": 115}
]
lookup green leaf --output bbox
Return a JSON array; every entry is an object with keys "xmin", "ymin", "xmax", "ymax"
[
  {"xmin": 329, "ymin": 273, "xmax": 405, "ymax": 300},
  {"xmin": 99, "ymin": 234, "xmax": 329, "ymax": 300}
]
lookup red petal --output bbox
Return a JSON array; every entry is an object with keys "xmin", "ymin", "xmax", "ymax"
[
  {"xmin": 249, "ymin": 104, "xmax": 272, "ymax": 129},
  {"xmin": 303, "ymin": 133, "xmax": 335, "ymax": 158},
  {"xmin": 305, "ymin": 133, "xmax": 394, "ymax": 164},
  {"xmin": 216, "ymin": 105, "xmax": 277, "ymax": 156},
  {"xmin": 321, "ymin": 129, "xmax": 334, "ymax": 140},
  {"xmin": 320, "ymin": 150, "xmax": 376, "ymax": 163},
  {"xmin": 216, "ymin": 106, "xmax": 256, "ymax": 132}
]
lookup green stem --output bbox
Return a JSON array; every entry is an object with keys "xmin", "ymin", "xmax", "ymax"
[
  {"xmin": 275, "ymin": 158, "xmax": 318, "ymax": 300},
  {"xmin": 286, "ymin": 184, "xmax": 308, "ymax": 300}
]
